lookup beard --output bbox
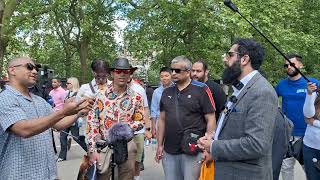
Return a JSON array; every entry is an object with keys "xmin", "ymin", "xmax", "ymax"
[
  {"xmin": 192, "ymin": 75, "xmax": 205, "ymax": 82},
  {"xmin": 222, "ymin": 60, "xmax": 242, "ymax": 85},
  {"xmin": 287, "ymin": 69, "xmax": 299, "ymax": 77}
]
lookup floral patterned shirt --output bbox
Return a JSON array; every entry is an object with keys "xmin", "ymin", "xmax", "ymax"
[{"xmin": 86, "ymin": 84, "xmax": 144, "ymax": 152}]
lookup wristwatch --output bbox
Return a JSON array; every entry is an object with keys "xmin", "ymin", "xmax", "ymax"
[{"xmin": 146, "ymin": 127, "xmax": 151, "ymax": 131}]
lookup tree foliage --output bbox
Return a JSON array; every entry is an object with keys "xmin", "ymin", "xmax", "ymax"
[
  {"xmin": 0, "ymin": 0, "xmax": 319, "ymax": 86},
  {"xmin": 121, "ymin": 0, "xmax": 320, "ymax": 85}
]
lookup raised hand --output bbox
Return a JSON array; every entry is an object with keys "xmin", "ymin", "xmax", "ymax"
[
  {"xmin": 307, "ymin": 82, "xmax": 317, "ymax": 95},
  {"xmin": 62, "ymin": 98, "xmax": 94, "ymax": 117}
]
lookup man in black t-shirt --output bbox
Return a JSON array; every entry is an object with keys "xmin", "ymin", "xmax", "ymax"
[
  {"xmin": 191, "ymin": 60, "xmax": 227, "ymax": 119},
  {"xmin": 155, "ymin": 56, "xmax": 216, "ymax": 180}
]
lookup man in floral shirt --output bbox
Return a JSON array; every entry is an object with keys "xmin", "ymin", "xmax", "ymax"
[{"xmin": 87, "ymin": 57, "xmax": 144, "ymax": 180}]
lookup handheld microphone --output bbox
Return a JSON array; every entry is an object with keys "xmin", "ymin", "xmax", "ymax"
[{"xmin": 224, "ymin": 0, "xmax": 239, "ymax": 12}]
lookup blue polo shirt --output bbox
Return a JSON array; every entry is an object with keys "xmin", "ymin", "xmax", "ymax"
[{"xmin": 275, "ymin": 77, "xmax": 319, "ymax": 136}]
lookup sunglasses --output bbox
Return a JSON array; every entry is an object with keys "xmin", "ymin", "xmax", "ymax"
[
  {"xmin": 113, "ymin": 69, "xmax": 131, "ymax": 74},
  {"xmin": 170, "ymin": 68, "xmax": 189, "ymax": 73},
  {"xmin": 283, "ymin": 63, "xmax": 295, "ymax": 69},
  {"xmin": 12, "ymin": 63, "xmax": 39, "ymax": 72},
  {"xmin": 66, "ymin": 82, "xmax": 72, "ymax": 85}
]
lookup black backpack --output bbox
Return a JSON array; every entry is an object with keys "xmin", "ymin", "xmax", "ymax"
[{"xmin": 272, "ymin": 108, "xmax": 294, "ymax": 180}]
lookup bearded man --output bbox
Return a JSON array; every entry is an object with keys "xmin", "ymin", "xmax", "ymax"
[
  {"xmin": 198, "ymin": 38, "xmax": 279, "ymax": 180},
  {"xmin": 275, "ymin": 54, "xmax": 319, "ymax": 180}
]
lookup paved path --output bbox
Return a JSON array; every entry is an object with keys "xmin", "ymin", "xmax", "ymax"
[{"xmin": 55, "ymin": 133, "xmax": 306, "ymax": 180}]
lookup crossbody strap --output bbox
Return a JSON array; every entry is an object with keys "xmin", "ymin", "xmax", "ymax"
[{"xmin": 89, "ymin": 82, "xmax": 96, "ymax": 94}]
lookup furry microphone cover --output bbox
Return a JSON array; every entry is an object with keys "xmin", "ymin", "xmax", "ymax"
[{"xmin": 107, "ymin": 122, "xmax": 134, "ymax": 144}]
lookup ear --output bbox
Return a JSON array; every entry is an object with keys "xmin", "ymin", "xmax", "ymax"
[
  {"xmin": 240, "ymin": 55, "xmax": 250, "ymax": 66},
  {"xmin": 205, "ymin": 70, "xmax": 209, "ymax": 77},
  {"xmin": 297, "ymin": 61, "xmax": 304, "ymax": 68},
  {"xmin": 8, "ymin": 67, "xmax": 16, "ymax": 76}
]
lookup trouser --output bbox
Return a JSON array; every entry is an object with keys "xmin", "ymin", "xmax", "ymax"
[
  {"xmin": 58, "ymin": 125, "xmax": 87, "ymax": 160},
  {"xmin": 280, "ymin": 136, "xmax": 303, "ymax": 180},
  {"xmin": 303, "ymin": 144, "xmax": 320, "ymax": 180},
  {"xmin": 97, "ymin": 140, "xmax": 137, "ymax": 180},
  {"xmin": 133, "ymin": 134, "xmax": 144, "ymax": 163},
  {"xmin": 162, "ymin": 151, "xmax": 202, "ymax": 180}
]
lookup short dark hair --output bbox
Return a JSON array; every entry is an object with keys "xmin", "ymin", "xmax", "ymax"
[
  {"xmin": 194, "ymin": 59, "xmax": 208, "ymax": 71},
  {"xmin": 286, "ymin": 53, "xmax": 303, "ymax": 63},
  {"xmin": 91, "ymin": 59, "xmax": 109, "ymax": 73},
  {"xmin": 159, "ymin": 67, "xmax": 171, "ymax": 74},
  {"xmin": 233, "ymin": 38, "xmax": 265, "ymax": 70},
  {"xmin": 52, "ymin": 78, "xmax": 61, "ymax": 83}
]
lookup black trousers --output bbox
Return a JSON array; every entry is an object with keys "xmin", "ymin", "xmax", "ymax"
[{"xmin": 58, "ymin": 125, "xmax": 87, "ymax": 160}]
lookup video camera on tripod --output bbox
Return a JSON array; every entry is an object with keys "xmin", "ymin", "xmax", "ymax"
[{"xmin": 29, "ymin": 64, "xmax": 54, "ymax": 100}]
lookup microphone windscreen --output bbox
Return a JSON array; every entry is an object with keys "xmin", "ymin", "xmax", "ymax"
[
  {"xmin": 224, "ymin": 0, "xmax": 239, "ymax": 12},
  {"xmin": 107, "ymin": 122, "xmax": 134, "ymax": 144}
]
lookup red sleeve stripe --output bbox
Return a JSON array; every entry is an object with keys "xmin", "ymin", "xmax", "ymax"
[{"xmin": 204, "ymin": 86, "xmax": 216, "ymax": 110}]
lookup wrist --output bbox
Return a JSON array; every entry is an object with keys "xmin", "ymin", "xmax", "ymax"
[
  {"xmin": 56, "ymin": 110, "xmax": 66, "ymax": 119},
  {"xmin": 146, "ymin": 127, "xmax": 151, "ymax": 131}
]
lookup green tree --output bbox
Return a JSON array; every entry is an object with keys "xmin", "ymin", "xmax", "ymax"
[
  {"xmin": 121, "ymin": 0, "xmax": 320, "ymax": 85},
  {"xmin": 0, "ymin": 0, "xmax": 56, "ymax": 76}
]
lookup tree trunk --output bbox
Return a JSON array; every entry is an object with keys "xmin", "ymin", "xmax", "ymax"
[
  {"xmin": 0, "ymin": 39, "xmax": 7, "ymax": 77},
  {"xmin": 78, "ymin": 40, "xmax": 89, "ymax": 84},
  {"xmin": 64, "ymin": 47, "xmax": 72, "ymax": 78}
]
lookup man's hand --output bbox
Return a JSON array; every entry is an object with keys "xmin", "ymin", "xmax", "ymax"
[
  {"xmin": 202, "ymin": 150, "xmax": 213, "ymax": 166},
  {"xmin": 155, "ymin": 145, "xmax": 164, "ymax": 163},
  {"xmin": 306, "ymin": 117, "xmax": 315, "ymax": 125},
  {"xmin": 62, "ymin": 98, "xmax": 94, "ymax": 117},
  {"xmin": 197, "ymin": 135, "xmax": 213, "ymax": 153},
  {"xmin": 88, "ymin": 151, "xmax": 100, "ymax": 166},
  {"xmin": 144, "ymin": 130, "xmax": 152, "ymax": 140},
  {"xmin": 77, "ymin": 99, "xmax": 94, "ymax": 117},
  {"xmin": 307, "ymin": 82, "xmax": 317, "ymax": 95}
]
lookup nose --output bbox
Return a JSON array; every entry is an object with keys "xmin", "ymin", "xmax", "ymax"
[
  {"xmin": 223, "ymin": 55, "xmax": 228, "ymax": 63},
  {"xmin": 31, "ymin": 68, "xmax": 38, "ymax": 75}
]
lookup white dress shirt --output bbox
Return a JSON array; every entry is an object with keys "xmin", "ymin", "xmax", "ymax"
[{"xmin": 214, "ymin": 70, "xmax": 258, "ymax": 140}]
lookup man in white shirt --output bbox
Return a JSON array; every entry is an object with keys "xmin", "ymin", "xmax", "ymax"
[
  {"xmin": 76, "ymin": 59, "xmax": 110, "ymax": 138},
  {"xmin": 128, "ymin": 76, "xmax": 152, "ymax": 180}
]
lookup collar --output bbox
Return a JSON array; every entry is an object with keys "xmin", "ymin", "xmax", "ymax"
[
  {"xmin": 159, "ymin": 81, "xmax": 174, "ymax": 89},
  {"xmin": 106, "ymin": 84, "xmax": 132, "ymax": 100},
  {"xmin": 232, "ymin": 70, "xmax": 258, "ymax": 93},
  {"xmin": 5, "ymin": 85, "xmax": 34, "ymax": 101}
]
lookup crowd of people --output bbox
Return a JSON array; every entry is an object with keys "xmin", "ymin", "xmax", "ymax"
[{"xmin": 0, "ymin": 38, "xmax": 319, "ymax": 180}]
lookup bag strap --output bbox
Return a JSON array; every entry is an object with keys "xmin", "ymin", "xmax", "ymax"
[{"xmin": 89, "ymin": 82, "xmax": 96, "ymax": 94}]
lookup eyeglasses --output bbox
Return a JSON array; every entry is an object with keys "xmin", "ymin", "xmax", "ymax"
[
  {"xmin": 66, "ymin": 82, "xmax": 72, "ymax": 85},
  {"xmin": 11, "ymin": 63, "xmax": 39, "ymax": 72},
  {"xmin": 94, "ymin": 72, "xmax": 108, "ymax": 80},
  {"xmin": 283, "ymin": 63, "xmax": 295, "ymax": 69},
  {"xmin": 113, "ymin": 69, "xmax": 131, "ymax": 74},
  {"xmin": 170, "ymin": 68, "xmax": 189, "ymax": 73},
  {"xmin": 225, "ymin": 51, "xmax": 243, "ymax": 58}
]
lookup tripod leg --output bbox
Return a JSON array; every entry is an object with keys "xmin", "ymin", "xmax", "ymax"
[
  {"xmin": 51, "ymin": 129, "xmax": 57, "ymax": 154},
  {"xmin": 112, "ymin": 152, "xmax": 115, "ymax": 180}
]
